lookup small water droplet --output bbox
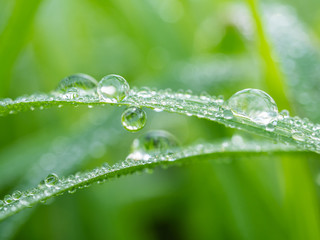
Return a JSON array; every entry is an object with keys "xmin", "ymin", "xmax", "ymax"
[
  {"xmin": 266, "ymin": 121, "xmax": 277, "ymax": 132},
  {"xmin": 137, "ymin": 87, "xmax": 153, "ymax": 97},
  {"xmin": 280, "ymin": 109, "xmax": 290, "ymax": 118},
  {"xmin": 231, "ymin": 135, "xmax": 244, "ymax": 146},
  {"xmin": 0, "ymin": 200, "xmax": 4, "ymax": 208},
  {"xmin": 97, "ymin": 74, "xmax": 130, "ymax": 103},
  {"xmin": 45, "ymin": 173, "xmax": 59, "ymax": 187},
  {"xmin": 154, "ymin": 108, "xmax": 163, "ymax": 112},
  {"xmin": 200, "ymin": 91, "xmax": 211, "ymax": 101},
  {"xmin": 57, "ymin": 73, "xmax": 98, "ymax": 93},
  {"xmin": 121, "ymin": 106, "xmax": 147, "ymax": 132},
  {"xmin": 12, "ymin": 190, "xmax": 22, "ymax": 200},
  {"xmin": 222, "ymin": 109, "xmax": 233, "ymax": 119},
  {"xmin": 4, "ymin": 195, "xmax": 13, "ymax": 204},
  {"xmin": 227, "ymin": 88, "xmax": 278, "ymax": 125}
]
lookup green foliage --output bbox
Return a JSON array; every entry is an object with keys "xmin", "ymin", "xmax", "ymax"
[{"xmin": 1, "ymin": 0, "xmax": 320, "ymax": 240}]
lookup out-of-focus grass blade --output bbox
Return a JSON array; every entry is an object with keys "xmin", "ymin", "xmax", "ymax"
[{"xmin": 0, "ymin": 0, "xmax": 42, "ymax": 98}]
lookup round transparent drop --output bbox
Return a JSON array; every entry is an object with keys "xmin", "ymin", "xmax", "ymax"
[
  {"xmin": 227, "ymin": 88, "xmax": 278, "ymax": 125},
  {"xmin": 12, "ymin": 190, "xmax": 22, "ymax": 200},
  {"xmin": 98, "ymin": 74, "xmax": 130, "ymax": 103},
  {"xmin": 45, "ymin": 173, "xmax": 59, "ymax": 187},
  {"xmin": 128, "ymin": 130, "xmax": 179, "ymax": 161},
  {"xmin": 121, "ymin": 107, "xmax": 147, "ymax": 132},
  {"xmin": 56, "ymin": 73, "xmax": 98, "ymax": 93}
]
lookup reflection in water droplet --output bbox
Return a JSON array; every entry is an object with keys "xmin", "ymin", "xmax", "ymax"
[
  {"xmin": 4, "ymin": 195, "xmax": 13, "ymax": 204},
  {"xmin": 121, "ymin": 106, "xmax": 147, "ymax": 132},
  {"xmin": 45, "ymin": 173, "xmax": 59, "ymax": 187},
  {"xmin": 56, "ymin": 73, "xmax": 98, "ymax": 93},
  {"xmin": 98, "ymin": 74, "xmax": 130, "ymax": 103},
  {"xmin": 280, "ymin": 109, "xmax": 290, "ymax": 118},
  {"xmin": 12, "ymin": 191, "xmax": 22, "ymax": 200},
  {"xmin": 128, "ymin": 130, "xmax": 179, "ymax": 161},
  {"xmin": 227, "ymin": 88, "xmax": 278, "ymax": 125}
]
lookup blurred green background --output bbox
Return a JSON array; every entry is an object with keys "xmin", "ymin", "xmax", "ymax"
[{"xmin": 1, "ymin": 0, "xmax": 320, "ymax": 239}]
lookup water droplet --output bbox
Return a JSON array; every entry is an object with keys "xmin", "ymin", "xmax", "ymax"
[
  {"xmin": 121, "ymin": 106, "xmax": 147, "ymax": 132},
  {"xmin": 0, "ymin": 200, "xmax": 4, "ymax": 208},
  {"xmin": 266, "ymin": 123, "xmax": 274, "ymax": 131},
  {"xmin": 45, "ymin": 173, "xmax": 59, "ymax": 187},
  {"xmin": 280, "ymin": 109, "xmax": 290, "ymax": 118},
  {"xmin": 4, "ymin": 195, "xmax": 13, "ymax": 204},
  {"xmin": 128, "ymin": 130, "xmax": 179, "ymax": 161},
  {"xmin": 97, "ymin": 74, "xmax": 130, "ymax": 103},
  {"xmin": 137, "ymin": 87, "xmax": 153, "ymax": 97},
  {"xmin": 200, "ymin": 91, "xmax": 211, "ymax": 101},
  {"xmin": 265, "ymin": 120, "xmax": 277, "ymax": 132},
  {"xmin": 222, "ymin": 109, "xmax": 233, "ymax": 119},
  {"xmin": 12, "ymin": 190, "xmax": 22, "ymax": 200},
  {"xmin": 231, "ymin": 135, "xmax": 244, "ymax": 146},
  {"xmin": 56, "ymin": 73, "xmax": 98, "ymax": 93},
  {"xmin": 227, "ymin": 88, "xmax": 278, "ymax": 125}
]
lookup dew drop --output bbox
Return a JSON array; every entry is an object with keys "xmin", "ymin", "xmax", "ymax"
[
  {"xmin": 12, "ymin": 190, "xmax": 22, "ymax": 200},
  {"xmin": 280, "ymin": 109, "xmax": 290, "ymax": 118},
  {"xmin": 222, "ymin": 109, "xmax": 233, "ymax": 119},
  {"xmin": 137, "ymin": 87, "xmax": 153, "ymax": 97},
  {"xmin": 97, "ymin": 74, "xmax": 130, "ymax": 103},
  {"xmin": 0, "ymin": 200, "xmax": 4, "ymax": 208},
  {"xmin": 4, "ymin": 195, "xmax": 13, "ymax": 204},
  {"xmin": 128, "ymin": 130, "xmax": 179, "ymax": 161},
  {"xmin": 56, "ymin": 73, "xmax": 98, "ymax": 93},
  {"xmin": 45, "ymin": 173, "xmax": 59, "ymax": 187},
  {"xmin": 200, "ymin": 91, "xmax": 211, "ymax": 101},
  {"xmin": 227, "ymin": 88, "xmax": 278, "ymax": 125},
  {"xmin": 266, "ymin": 123, "xmax": 275, "ymax": 132},
  {"xmin": 121, "ymin": 106, "xmax": 147, "ymax": 132}
]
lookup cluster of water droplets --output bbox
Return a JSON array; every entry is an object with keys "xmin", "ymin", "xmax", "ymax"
[
  {"xmin": 0, "ymin": 128, "xmax": 295, "ymax": 220},
  {"xmin": 1, "ymin": 72, "xmax": 320, "ymax": 152}
]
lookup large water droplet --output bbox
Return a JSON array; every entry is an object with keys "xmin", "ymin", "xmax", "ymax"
[
  {"xmin": 45, "ymin": 173, "xmax": 59, "ymax": 187},
  {"xmin": 121, "ymin": 106, "xmax": 147, "ymax": 132},
  {"xmin": 128, "ymin": 130, "xmax": 179, "ymax": 161},
  {"xmin": 227, "ymin": 88, "xmax": 278, "ymax": 125},
  {"xmin": 56, "ymin": 73, "xmax": 98, "ymax": 93},
  {"xmin": 97, "ymin": 74, "xmax": 130, "ymax": 103}
]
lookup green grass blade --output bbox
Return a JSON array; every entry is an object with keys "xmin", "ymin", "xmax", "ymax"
[
  {"xmin": 0, "ymin": 88, "xmax": 319, "ymax": 154},
  {"xmin": 0, "ymin": 140, "xmax": 298, "ymax": 221}
]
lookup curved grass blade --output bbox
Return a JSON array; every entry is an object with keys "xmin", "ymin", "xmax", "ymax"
[
  {"xmin": 0, "ymin": 109, "xmax": 125, "ymax": 238},
  {"xmin": 1, "ymin": 88, "xmax": 320, "ymax": 154},
  {"xmin": 0, "ymin": 140, "xmax": 299, "ymax": 221}
]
